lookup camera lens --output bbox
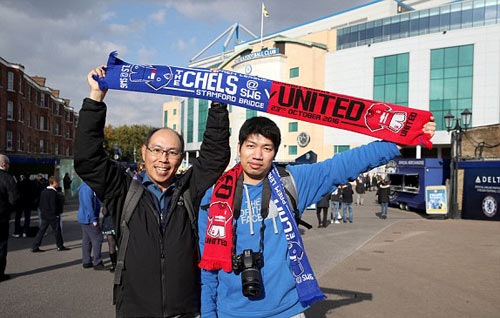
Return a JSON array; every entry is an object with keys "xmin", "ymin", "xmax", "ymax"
[{"xmin": 241, "ymin": 268, "xmax": 263, "ymax": 298}]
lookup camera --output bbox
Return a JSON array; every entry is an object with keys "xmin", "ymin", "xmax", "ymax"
[{"xmin": 232, "ymin": 249, "xmax": 264, "ymax": 298}]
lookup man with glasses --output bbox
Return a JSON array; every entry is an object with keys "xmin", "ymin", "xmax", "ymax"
[{"xmin": 75, "ymin": 66, "xmax": 230, "ymax": 318}]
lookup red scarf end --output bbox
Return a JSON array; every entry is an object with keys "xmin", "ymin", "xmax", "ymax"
[{"xmin": 199, "ymin": 259, "xmax": 233, "ymax": 273}]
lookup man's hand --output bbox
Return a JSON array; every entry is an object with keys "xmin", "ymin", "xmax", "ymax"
[
  {"xmin": 397, "ymin": 116, "xmax": 436, "ymax": 150},
  {"xmin": 92, "ymin": 221, "xmax": 98, "ymax": 227},
  {"xmin": 88, "ymin": 65, "xmax": 107, "ymax": 102}
]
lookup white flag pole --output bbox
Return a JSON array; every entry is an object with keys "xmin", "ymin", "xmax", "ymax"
[{"xmin": 260, "ymin": 2, "xmax": 264, "ymax": 49}]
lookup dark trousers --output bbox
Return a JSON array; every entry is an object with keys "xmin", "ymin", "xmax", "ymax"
[
  {"xmin": 0, "ymin": 222, "xmax": 9, "ymax": 276},
  {"xmin": 32, "ymin": 217, "xmax": 63, "ymax": 249},
  {"xmin": 316, "ymin": 207, "xmax": 328, "ymax": 227},
  {"xmin": 81, "ymin": 223, "xmax": 103, "ymax": 266},
  {"xmin": 14, "ymin": 207, "xmax": 32, "ymax": 234}
]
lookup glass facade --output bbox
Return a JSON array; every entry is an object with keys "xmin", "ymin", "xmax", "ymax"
[
  {"xmin": 246, "ymin": 109, "xmax": 257, "ymax": 119},
  {"xmin": 334, "ymin": 145, "xmax": 350, "ymax": 154},
  {"xmin": 288, "ymin": 145, "xmax": 297, "ymax": 155},
  {"xmin": 187, "ymin": 98, "xmax": 194, "ymax": 143},
  {"xmin": 289, "ymin": 122, "xmax": 298, "ymax": 132},
  {"xmin": 430, "ymin": 44, "xmax": 474, "ymax": 130},
  {"xmin": 338, "ymin": 0, "xmax": 500, "ymax": 49},
  {"xmin": 198, "ymin": 99, "xmax": 209, "ymax": 141},
  {"xmin": 373, "ymin": 53, "xmax": 409, "ymax": 106}
]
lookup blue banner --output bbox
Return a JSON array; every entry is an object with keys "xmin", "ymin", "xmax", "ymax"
[{"xmin": 461, "ymin": 162, "xmax": 500, "ymax": 221}]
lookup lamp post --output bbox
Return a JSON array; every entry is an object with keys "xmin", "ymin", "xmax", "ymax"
[{"xmin": 444, "ymin": 108, "xmax": 472, "ymax": 219}]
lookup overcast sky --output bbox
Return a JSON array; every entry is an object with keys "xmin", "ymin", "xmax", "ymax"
[{"xmin": 0, "ymin": 0, "xmax": 373, "ymax": 126}]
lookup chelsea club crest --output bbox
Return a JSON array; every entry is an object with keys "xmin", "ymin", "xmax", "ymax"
[{"xmin": 482, "ymin": 196, "xmax": 497, "ymax": 217}]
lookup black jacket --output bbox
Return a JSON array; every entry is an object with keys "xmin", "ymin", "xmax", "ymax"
[
  {"xmin": 38, "ymin": 187, "xmax": 63, "ymax": 220},
  {"xmin": 74, "ymin": 98, "xmax": 229, "ymax": 318},
  {"xmin": 378, "ymin": 184, "xmax": 391, "ymax": 203},
  {"xmin": 316, "ymin": 193, "xmax": 330, "ymax": 208},
  {"xmin": 0, "ymin": 169, "xmax": 19, "ymax": 222},
  {"xmin": 341, "ymin": 183, "xmax": 353, "ymax": 203}
]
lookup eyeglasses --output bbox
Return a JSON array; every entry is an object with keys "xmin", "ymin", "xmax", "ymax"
[{"xmin": 145, "ymin": 145, "xmax": 182, "ymax": 159}]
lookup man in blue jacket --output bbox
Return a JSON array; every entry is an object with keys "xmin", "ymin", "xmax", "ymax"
[
  {"xmin": 77, "ymin": 181, "xmax": 105, "ymax": 270},
  {"xmin": 198, "ymin": 116, "xmax": 435, "ymax": 318}
]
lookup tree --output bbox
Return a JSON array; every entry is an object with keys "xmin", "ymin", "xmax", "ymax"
[{"xmin": 103, "ymin": 124, "xmax": 156, "ymax": 162}]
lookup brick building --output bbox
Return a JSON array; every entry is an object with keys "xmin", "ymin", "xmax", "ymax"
[{"xmin": 0, "ymin": 56, "xmax": 78, "ymax": 178}]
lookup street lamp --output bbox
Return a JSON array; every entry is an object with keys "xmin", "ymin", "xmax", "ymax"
[{"xmin": 444, "ymin": 108, "xmax": 472, "ymax": 219}]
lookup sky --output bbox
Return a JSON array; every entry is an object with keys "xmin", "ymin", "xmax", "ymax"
[{"xmin": 0, "ymin": 0, "xmax": 373, "ymax": 127}]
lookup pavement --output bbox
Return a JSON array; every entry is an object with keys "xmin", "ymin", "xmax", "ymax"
[{"xmin": 1, "ymin": 192, "xmax": 499, "ymax": 318}]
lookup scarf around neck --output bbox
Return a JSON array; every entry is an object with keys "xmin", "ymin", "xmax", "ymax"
[{"xmin": 199, "ymin": 164, "xmax": 326, "ymax": 307}]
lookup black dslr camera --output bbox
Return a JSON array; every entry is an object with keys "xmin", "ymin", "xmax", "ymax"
[{"xmin": 232, "ymin": 249, "xmax": 264, "ymax": 298}]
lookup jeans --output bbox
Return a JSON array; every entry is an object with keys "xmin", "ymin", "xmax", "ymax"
[
  {"xmin": 381, "ymin": 202, "xmax": 389, "ymax": 217},
  {"xmin": 356, "ymin": 193, "xmax": 364, "ymax": 205},
  {"xmin": 343, "ymin": 203, "xmax": 353, "ymax": 222},
  {"xmin": 14, "ymin": 207, "xmax": 31, "ymax": 234},
  {"xmin": 331, "ymin": 201, "xmax": 341, "ymax": 220},
  {"xmin": 81, "ymin": 223, "xmax": 103, "ymax": 266},
  {"xmin": 32, "ymin": 217, "xmax": 64, "ymax": 249}
]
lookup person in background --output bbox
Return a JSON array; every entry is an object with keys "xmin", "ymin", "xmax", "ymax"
[
  {"xmin": 316, "ymin": 193, "xmax": 330, "ymax": 228},
  {"xmin": 330, "ymin": 189, "xmax": 342, "ymax": 224},
  {"xmin": 378, "ymin": 179, "xmax": 391, "ymax": 219},
  {"xmin": 13, "ymin": 175, "xmax": 36, "ymax": 238},
  {"xmin": 31, "ymin": 176, "xmax": 69, "ymax": 253},
  {"xmin": 101, "ymin": 202, "xmax": 117, "ymax": 272},
  {"xmin": 355, "ymin": 176, "xmax": 366, "ymax": 206},
  {"xmin": 341, "ymin": 182, "xmax": 354, "ymax": 223},
  {"xmin": 63, "ymin": 172, "xmax": 72, "ymax": 201},
  {"xmin": 77, "ymin": 181, "xmax": 105, "ymax": 270},
  {"xmin": 0, "ymin": 154, "xmax": 20, "ymax": 282}
]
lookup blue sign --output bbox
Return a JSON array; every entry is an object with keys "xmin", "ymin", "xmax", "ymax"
[{"xmin": 461, "ymin": 161, "xmax": 500, "ymax": 221}]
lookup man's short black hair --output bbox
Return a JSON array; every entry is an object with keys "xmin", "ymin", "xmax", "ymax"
[
  {"xmin": 239, "ymin": 117, "xmax": 281, "ymax": 151},
  {"xmin": 144, "ymin": 128, "xmax": 185, "ymax": 153}
]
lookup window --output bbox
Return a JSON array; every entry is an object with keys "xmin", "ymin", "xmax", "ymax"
[
  {"xmin": 40, "ymin": 140, "xmax": 44, "ymax": 153},
  {"xmin": 27, "ymin": 111, "xmax": 31, "ymax": 127},
  {"xmin": 180, "ymin": 100, "xmax": 185, "ymax": 137},
  {"xmin": 187, "ymin": 98, "xmax": 194, "ymax": 143},
  {"xmin": 430, "ymin": 44, "xmax": 474, "ymax": 130},
  {"xmin": 17, "ymin": 132, "xmax": 22, "ymax": 151},
  {"xmin": 289, "ymin": 122, "xmax": 298, "ymax": 132},
  {"xmin": 173, "ymin": 109, "xmax": 177, "ymax": 115},
  {"xmin": 7, "ymin": 101, "xmax": 14, "ymax": 120},
  {"xmin": 198, "ymin": 99, "xmax": 209, "ymax": 141},
  {"xmin": 40, "ymin": 94, "xmax": 45, "ymax": 107},
  {"xmin": 18, "ymin": 102, "xmax": 23, "ymax": 122},
  {"xmin": 7, "ymin": 72, "xmax": 14, "ymax": 91},
  {"xmin": 373, "ymin": 52, "xmax": 409, "ymax": 106},
  {"xmin": 334, "ymin": 145, "xmax": 350, "ymax": 154},
  {"xmin": 66, "ymin": 128, "xmax": 71, "ymax": 138},
  {"xmin": 173, "ymin": 124, "xmax": 177, "ymax": 131},
  {"xmin": 65, "ymin": 111, "xmax": 70, "ymax": 121},
  {"xmin": 19, "ymin": 76, "xmax": 23, "ymax": 94},
  {"xmin": 40, "ymin": 116, "xmax": 45, "ymax": 130},
  {"xmin": 55, "ymin": 123, "xmax": 60, "ymax": 135},
  {"xmin": 55, "ymin": 143, "xmax": 59, "ymax": 155},
  {"xmin": 55, "ymin": 103, "xmax": 60, "ymax": 115},
  {"xmin": 164, "ymin": 110, "xmax": 168, "ymax": 128},
  {"xmin": 27, "ymin": 86, "xmax": 31, "ymax": 101},
  {"xmin": 246, "ymin": 109, "xmax": 257, "ymax": 119},
  {"xmin": 289, "ymin": 67, "xmax": 299, "ymax": 78},
  {"xmin": 288, "ymin": 145, "xmax": 297, "ymax": 155},
  {"xmin": 6, "ymin": 131, "xmax": 13, "ymax": 150}
]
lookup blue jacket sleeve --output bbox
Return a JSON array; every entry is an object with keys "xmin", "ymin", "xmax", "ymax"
[
  {"xmin": 198, "ymin": 189, "xmax": 219, "ymax": 318},
  {"xmin": 287, "ymin": 141, "xmax": 400, "ymax": 213}
]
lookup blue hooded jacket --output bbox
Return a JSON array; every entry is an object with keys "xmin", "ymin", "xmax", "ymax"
[
  {"xmin": 77, "ymin": 182, "xmax": 101, "ymax": 224},
  {"xmin": 198, "ymin": 141, "xmax": 400, "ymax": 318}
]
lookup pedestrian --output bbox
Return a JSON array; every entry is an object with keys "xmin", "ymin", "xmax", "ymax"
[
  {"xmin": 371, "ymin": 174, "xmax": 377, "ymax": 192},
  {"xmin": 198, "ymin": 116, "xmax": 436, "ymax": 317},
  {"xmin": 355, "ymin": 176, "xmax": 366, "ymax": 206},
  {"xmin": 0, "ymin": 154, "xmax": 20, "ymax": 282},
  {"xmin": 63, "ymin": 172, "xmax": 72, "ymax": 201},
  {"xmin": 341, "ymin": 182, "xmax": 354, "ymax": 223},
  {"xmin": 378, "ymin": 179, "xmax": 391, "ymax": 219},
  {"xmin": 364, "ymin": 173, "xmax": 371, "ymax": 191},
  {"xmin": 74, "ymin": 66, "xmax": 230, "ymax": 317},
  {"xmin": 101, "ymin": 202, "xmax": 117, "ymax": 272},
  {"xmin": 13, "ymin": 175, "xmax": 36, "ymax": 238},
  {"xmin": 33, "ymin": 173, "xmax": 47, "ymax": 227},
  {"xmin": 77, "ymin": 181, "xmax": 105, "ymax": 270},
  {"xmin": 330, "ymin": 189, "xmax": 341, "ymax": 224},
  {"xmin": 31, "ymin": 176, "xmax": 69, "ymax": 252},
  {"xmin": 316, "ymin": 193, "xmax": 330, "ymax": 228}
]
